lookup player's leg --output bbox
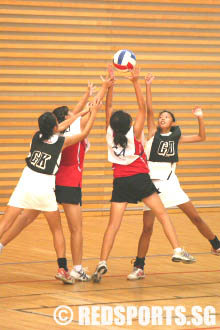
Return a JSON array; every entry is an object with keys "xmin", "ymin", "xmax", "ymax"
[
  {"xmin": 178, "ymin": 201, "xmax": 220, "ymax": 255},
  {"xmin": 92, "ymin": 202, "xmax": 127, "ymax": 283},
  {"xmin": 137, "ymin": 211, "xmax": 155, "ymax": 257},
  {"xmin": 128, "ymin": 210, "xmax": 155, "ymax": 280},
  {"xmin": 0, "ymin": 209, "xmax": 40, "ymax": 253},
  {"xmin": 0, "ymin": 206, "xmax": 22, "ymax": 239},
  {"xmin": 142, "ymin": 192, "xmax": 195, "ymax": 263},
  {"xmin": 63, "ymin": 203, "xmax": 90, "ymax": 281},
  {"xmin": 44, "ymin": 210, "xmax": 74, "ymax": 284}
]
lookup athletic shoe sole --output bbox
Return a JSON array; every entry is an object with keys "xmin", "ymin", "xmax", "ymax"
[
  {"xmin": 92, "ymin": 266, "xmax": 107, "ymax": 283},
  {"xmin": 172, "ymin": 257, "xmax": 195, "ymax": 264},
  {"xmin": 127, "ymin": 275, "xmax": 145, "ymax": 281},
  {"xmin": 211, "ymin": 250, "xmax": 220, "ymax": 256},
  {"xmin": 78, "ymin": 277, "xmax": 91, "ymax": 282},
  {"xmin": 70, "ymin": 274, "xmax": 91, "ymax": 282},
  {"xmin": 55, "ymin": 274, "xmax": 74, "ymax": 284}
]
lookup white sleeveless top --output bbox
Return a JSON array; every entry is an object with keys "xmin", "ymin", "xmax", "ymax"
[{"xmin": 106, "ymin": 126, "xmax": 139, "ymax": 165}]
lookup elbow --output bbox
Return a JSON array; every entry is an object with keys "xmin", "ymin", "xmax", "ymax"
[
  {"xmin": 57, "ymin": 125, "xmax": 62, "ymax": 132},
  {"xmin": 80, "ymin": 132, "xmax": 87, "ymax": 141},
  {"xmin": 198, "ymin": 135, "xmax": 206, "ymax": 142},
  {"xmin": 201, "ymin": 134, "xmax": 206, "ymax": 142}
]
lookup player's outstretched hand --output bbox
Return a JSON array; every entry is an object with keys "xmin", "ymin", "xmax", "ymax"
[
  {"xmin": 145, "ymin": 73, "xmax": 155, "ymax": 85},
  {"xmin": 90, "ymin": 97, "xmax": 102, "ymax": 114},
  {"xmin": 87, "ymin": 81, "xmax": 96, "ymax": 97},
  {"xmin": 192, "ymin": 106, "xmax": 203, "ymax": 117},
  {"xmin": 127, "ymin": 66, "xmax": 140, "ymax": 82}
]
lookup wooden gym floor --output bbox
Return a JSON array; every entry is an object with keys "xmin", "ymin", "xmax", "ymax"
[{"xmin": 0, "ymin": 208, "xmax": 219, "ymax": 330}]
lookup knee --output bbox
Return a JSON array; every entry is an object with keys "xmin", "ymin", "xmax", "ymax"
[
  {"xmin": 0, "ymin": 222, "xmax": 9, "ymax": 236},
  {"xmin": 142, "ymin": 225, "xmax": 154, "ymax": 238},
  {"xmin": 106, "ymin": 222, "xmax": 121, "ymax": 236},
  {"xmin": 22, "ymin": 214, "xmax": 33, "ymax": 227},
  {"xmin": 190, "ymin": 215, "xmax": 203, "ymax": 226},
  {"xmin": 69, "ymin": 223, "xmax": 82, "ymax": 235}
]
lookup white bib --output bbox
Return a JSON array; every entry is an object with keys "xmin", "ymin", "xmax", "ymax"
[{"xmin": 106, "ymin": 126, "xmax": 139, "ymax": 165}]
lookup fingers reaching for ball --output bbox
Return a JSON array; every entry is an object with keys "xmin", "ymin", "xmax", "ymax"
[
  {"xmin": 89, "ymin": 97, "xmax": 103, "ymax": 113},
  {"xmin": 87, "ymin": 81, "xmax": 96, "ymax": 97},
  {"xmin": 127, "ymin": 65, "xmax": 140, "ymax": 82},
  {"xmin": 108, "ymin": 64, "xmax": 115, "ymax": 79},
  {"xmin": 145, "ymin": 73, "xmax": 155, "ymax": 85}
]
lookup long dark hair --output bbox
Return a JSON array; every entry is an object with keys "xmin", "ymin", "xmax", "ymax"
[
  {"xmin": 53, "ymin": 106, "xmax": 69, "ymax": 123},
  {"xmin": 38, "ymin": 112, "xmax": 57, "ymax": 142},
  {"xmin": 159, "ymin": 110, "xmax": 176, "ymax": 122},
  {"xmin": 110, "ymin": 110, "xmax": 132, "ymax": 148}
]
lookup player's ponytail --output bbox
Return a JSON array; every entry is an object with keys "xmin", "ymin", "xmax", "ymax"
[
  {"xmin": 110, "ymin": 110, "xmax": 132, "ymax": 149},
  {"xmin": 38, "ymin": 112, "xmax": 57, "ymax": 142},
  {"xmin": 114, "ymin": 130, "xmax": 128, "ymax": 149}
]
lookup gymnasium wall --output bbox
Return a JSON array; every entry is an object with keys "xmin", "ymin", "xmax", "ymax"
[{"xmin": 0, "ymin": 0, "xmax": 220, "ymax": 213}]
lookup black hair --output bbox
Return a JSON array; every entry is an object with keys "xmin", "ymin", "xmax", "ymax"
[
  {"xmin": 53, "ymin": 106, "xmax": 69, "ymax": 123},
  {"xmin": 159, "ymin": 110, "xmax": 176, "ymax": 122},
  {"xmin": 38, "ymin": 112, "xmax": 57, "ymax": 142},
  {"xmin": 110, "ymin": 110, "xmax": 132, "ymax": 148}
]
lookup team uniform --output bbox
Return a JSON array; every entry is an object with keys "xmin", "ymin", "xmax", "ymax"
[
  {"xmin": 107, "ymin": 126, "xmax": 157, "ymax": 203},
  {"xmin": 55, "ymin": 117, "xmax": 92, "ymax": 282},
  {"xmin": 55, "ymin": 117, "xmax": 88, "ymax": 205},
  {"xmin": 7, "ymin": 130, "xmax": 76, "ymax": 285},
  {"xmin": 143, "ymin": 126, "xmax": 189, "ymax": 211},
  {"xmin": 8, "ymin": 132, "xmax": 64, "ymax": 212},
  {"xmin": 92, "ymin": 126, "xmax": 159, "ymax": 283},
  {"xmin": 127, "ymin": 126, "xmax": 196, "ymax": 281}
]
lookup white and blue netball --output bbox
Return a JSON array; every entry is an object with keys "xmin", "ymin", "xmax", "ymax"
[{"xmin": 113, "ymin": 49, "xmax": 136, "ymax": 72}]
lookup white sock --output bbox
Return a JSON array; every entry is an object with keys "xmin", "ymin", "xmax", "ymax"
[
  {"xmin": 99, "ymin": 260, "xmax": 106, "ymax": 265},
  {"xmin": 0, "ymin": 243, "xmax": 4, "ymax": 254},
  {"xmin": 174, "ymin": 247, "xmax": 182, "ymax": 253},
  {"xmin": 74, "ymin": 265, "xmax": 82, "ymax": 272}
]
